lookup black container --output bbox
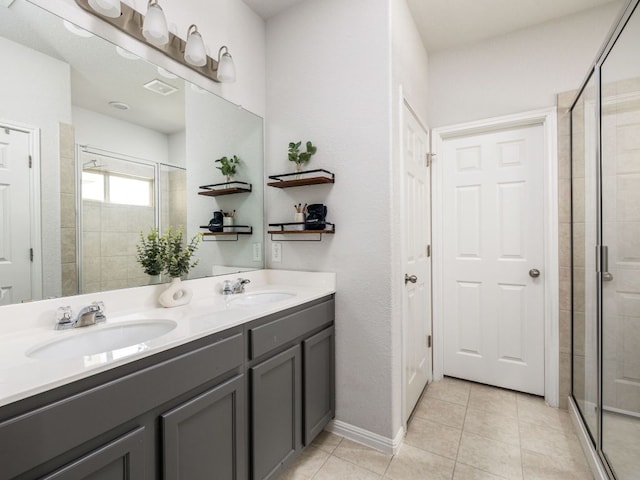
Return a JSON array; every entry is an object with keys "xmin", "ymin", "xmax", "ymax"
[
  {"xmin": 208, "ymin": 211, "xmax": 224, "ymax": 232},
  {"xmin": 304, "ymin": 204, "xmax": 327, "ymax": 231}
]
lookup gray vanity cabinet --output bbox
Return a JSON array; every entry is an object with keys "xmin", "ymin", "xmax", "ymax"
[
  {"xmin": 303, "ymin": 326, "xmax": 335, "ymax": 444},
  {"xmin": 161, "ymin": 374, "xmax": 246, "ymax": 480},
  {"xmin": 250, "ymin": 345, "xmax": 302, "ymax": 480},
  {"xmin": 247, "ymin": 297, "xmax": 335, "ymax": 480},
  {"xmin": 40, "ymin": 427, "xmax": 146, "ymax": 480},
  {"xmin": 0, "ymin": 296, "xmax": 335, "ymax": 480},
  {"xmin": 0, "ymin": 328, "xmax": 245, "ymax": 480}
]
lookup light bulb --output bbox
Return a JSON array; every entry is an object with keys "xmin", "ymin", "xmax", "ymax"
[
  {"xmin": 88, "ymin": 0, "xmax": 121, "ymax": 18},
  {"xmin": 184, "ymin": 25, "xmax": 207, "ymax": 67},
  {"xmin": 142, "ymin": 0, "xmax": 169, "ymax": 46},
  {"xmin": 217, "ymin": 46, "xmax": 236, "ymax": 83}
]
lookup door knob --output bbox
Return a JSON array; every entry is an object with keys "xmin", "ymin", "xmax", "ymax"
[
  {"xmin": 405, "ymin": 274, "xmax": 417, "ymax": 284},
  {"xmin": 529, "ymin": 269, "xmax": 541, "ymax": 278},
  {"xmin": 603, "ymin": 272, "xmax": 613, "ymax": 282}
]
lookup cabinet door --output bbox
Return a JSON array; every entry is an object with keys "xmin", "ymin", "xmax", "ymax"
[
  {"xmin": 41, "ymin": 427, "xmax": 145, "ymax": 480},
  {"xmin": 161, "ymin": 374, "xmax": 246, "ymax": 480},
  {"xmin": 303, "ymin": 326, "xmax": 335, "ymax": 444},
  {"xmin": 251, "ymin": 345, "xmax": 302, "ymax": 480}
]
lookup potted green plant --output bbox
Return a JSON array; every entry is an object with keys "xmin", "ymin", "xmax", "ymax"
[
  {"xmin": 215, "ymin": 155, "xmax": 240, "ymax": 183},
  {"xmin": 161, "ymin": 227, "xmax": 202, "ymax": 279},
  {"xmin": 288, "ymin": 141, "xmax": 317, "ymax": 172},
  {"xmin": 135, "ymin": 228, "xmax": 165, "ymax": 283},
  {"xmin": 136, "ymin": 227, "xmax": 202, "ymax": 307}
]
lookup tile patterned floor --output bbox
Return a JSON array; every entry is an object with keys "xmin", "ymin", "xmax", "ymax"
[{"xmin": 279, "ymin": 377, "xmax": 593, "ymax": 479}]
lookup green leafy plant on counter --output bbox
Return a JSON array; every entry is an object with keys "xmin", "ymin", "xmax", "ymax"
[
  {"xmin": 162, "ymin": 227, "xmax": 202, "ymax": 278},
  {"xmin": 136, "ymin": 227, "xmax": 202, "ymax": 278}
]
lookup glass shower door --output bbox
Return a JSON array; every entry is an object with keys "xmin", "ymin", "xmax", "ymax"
[
  {"xmin": 600, "ymin": 4, "xmax": 640, "ymax": 478},
  {"xmin": 571, "ymin": 75, "xmax": 599, "ymax": 442}
]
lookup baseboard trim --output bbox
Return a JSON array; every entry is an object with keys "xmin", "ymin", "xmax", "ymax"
[
  {"xmin": 325, "ymin": 420, "xmax": 404, "ymax": 455},
  {"xmin": 569, "ymin": 396, "xmax": 609, "ymax": 480}
]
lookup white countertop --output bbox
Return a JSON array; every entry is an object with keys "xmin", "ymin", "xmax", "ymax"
[{"xmin": 0, "ymin": 270, "xmax": 335, "ymax": 409}]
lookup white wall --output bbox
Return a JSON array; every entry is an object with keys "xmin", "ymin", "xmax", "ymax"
[
  {"xmin": 390, "ymin": 0, "xmax": 430, "ymax": 437},
  {"xmin": 185, "ymin": 88, "xmax": 264, "ymax": 278},
  {"xmin": 428, "ymin": 1, "xmax": 624, "ymax": 127},
  {"xmin": 265, "ymin": 0, "xmax": 395, "ymax": 441},
  {"xmin": 72, "ymin": 106, "xmax": 170, "ymax": 164},
  {"xmin": 35, "ymin": 0, "xmax": 266, "ymax": 117},
  {"xmin": 0, "ymin": 37, "xmax": 72, "ymax": 299}
]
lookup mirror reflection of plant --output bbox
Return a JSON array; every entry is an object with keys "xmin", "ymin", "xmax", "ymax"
[
  {"xmin": 215, "ymin": 155, "xmax": 240, "ymax": 179},
  {"xmin": 136, "ymin": 229, "xmax": 165, "ymax": 276},
  {"xmin": 136, "ymin": 227, "xmax": 202, "ymax": 278},
  {"xmin": 288, "ymin": 141, "xmax": 317, "ymax": 168}
]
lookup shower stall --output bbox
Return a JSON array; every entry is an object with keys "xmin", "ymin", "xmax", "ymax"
[
  {"xmin": 570, "ymin": 1, "xmax": 640, "ymax": 478},
  {"xmin": 73, "ymin": 146, "xmax": 186, "ymax": 294}
]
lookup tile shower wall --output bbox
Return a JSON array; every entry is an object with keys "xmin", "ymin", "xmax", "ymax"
[
  {"xmin": 557, "ymin": 91, "xmax": 574, "ymax": 410},
  {"xmin": 60, "ymin": 123, "xmax": 77, "ymax": 297},
  {"xmin": 82, "ymin": 201, "xmax": 155, "ymax": 293}
]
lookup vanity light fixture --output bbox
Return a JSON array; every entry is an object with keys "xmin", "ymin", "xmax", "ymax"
[
  {"xmin": 87, "ymin": 0, "xmax": 120, "ymax": 18},
  {"xmin": 74, "ymin": 0, "xmax": 236, "ymax": 83},
  {"xmin": 142, "ymin": 0, "xmax": 168, "ymax": 46},
  {"xmin": 184, "ymin": 24, "xmax": 207, "ymax": 67},
  {"xmin": 216, "ymin": 46, "xmax": 236, "ymax": 83}
]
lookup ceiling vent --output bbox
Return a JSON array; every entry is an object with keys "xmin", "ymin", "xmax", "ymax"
[{"xmin": 144, "ymin": 79, "xmax": 178, "ymax": 96}]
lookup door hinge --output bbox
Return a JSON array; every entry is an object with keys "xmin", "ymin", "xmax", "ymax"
[
  {"xmin": 29, "ymin": 248, "xmax": 33, "ymax": 262},
  {"xmin": 28, "ymin": 155, "xmax": 32, "ymax": 168},
  {"xmin": 426, "ymin": 244, "xmax": 431, "ymax": 257},
  {"xmin": 427, "ymin": 335, "xmax": 432, "ymax": 348},
  {"xmin": 425, "ymin": 153, "xmax": 436, "ymax": 167}
]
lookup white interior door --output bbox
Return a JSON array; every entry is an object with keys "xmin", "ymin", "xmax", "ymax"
[
  {"xmin": 403, "ymin": 101, "xmax": 432, "ymax": 422},
  {"xmin": 441, "ymin": 124, "xmax": 545, "ymax": 395},
  {"xmin": 0, "ymin": 126, "xmax": 33, "ymax": 304}
]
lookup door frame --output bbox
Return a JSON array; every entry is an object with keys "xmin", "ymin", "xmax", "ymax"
[
  {"xmin": 0, "ymin": 119, "xmax": 42, "ymax": 302},
  {"xmin": 432, "ymin": 108, "xmax": 559, "ymax": 406},
  {"xmin": 399, "ymin": 91, "xmax": 432, "ymax": 428}
]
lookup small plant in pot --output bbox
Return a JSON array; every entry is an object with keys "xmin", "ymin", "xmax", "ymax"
[
  {"xmin": 215, "ymin": 155, "xmax": 240, "ymax": 183},
  {"xmin": 288, "ymin": 141, "xmax": 317, "ymax": 172},
  {"xmin": 157, "ymin": 227, "xmax": 202, "ymax": 308},
  {"xmin": 136, "ymin": 227, "xmax": 202, "ymax": 307},
  {"xmin": 161, "ymin": 227, "xmax": 202, "ymax": 279}
]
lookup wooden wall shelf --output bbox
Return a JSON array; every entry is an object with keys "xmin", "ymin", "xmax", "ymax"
[
  {"xmin": 268, "ymin": 222, "xmax": 335, "ymax": 241},
  {"xmin": 267, "ymin": 169, "xmax": 334, "ymax": 189},
  {"xmin": 198, "ymin": 181, "xmax": 252, "ymax": 196},
  {"xmin": 200, "ymin": 225, "xmax": 253, "ymax": 241}
]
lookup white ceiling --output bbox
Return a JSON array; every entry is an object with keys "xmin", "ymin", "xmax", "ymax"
[
  {"xmin": 2, "ymin": 0, "xmax": 186, "ymax": 135},
  {"xmin": 242, "ymin": 0, "xmax": 620, "ymax": 52}
]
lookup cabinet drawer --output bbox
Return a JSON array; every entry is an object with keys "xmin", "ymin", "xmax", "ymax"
[{"xmin": 249, "ymin": 300, "xmax": 334, "ymax": 359}]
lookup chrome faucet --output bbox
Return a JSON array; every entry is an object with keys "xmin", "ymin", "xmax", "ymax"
[
  {"xmin": 55, "ymin": 301, "xmax": 106, "ymax": 330},
  {"xmin": 222, "ymin": 278, "xmax": 251, "ymax": 296}
]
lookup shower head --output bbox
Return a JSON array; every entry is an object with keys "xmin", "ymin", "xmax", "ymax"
[{"xmin": 82, "ymin": 159, "xmax": 105, "ymax": 170}]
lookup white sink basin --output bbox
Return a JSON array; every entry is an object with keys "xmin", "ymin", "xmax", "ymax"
[
  {"xmin": 228, "ymin": 292, "xmax": 295, "ymax": 306},
  {"xmin": 27, "ymin": 320, "xmax": 177, "ymax": 360}
]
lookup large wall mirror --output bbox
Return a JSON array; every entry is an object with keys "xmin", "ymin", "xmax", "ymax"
[{"xmin": 0, "ymin": 0, "xmax": 264, "ymax": 306}]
